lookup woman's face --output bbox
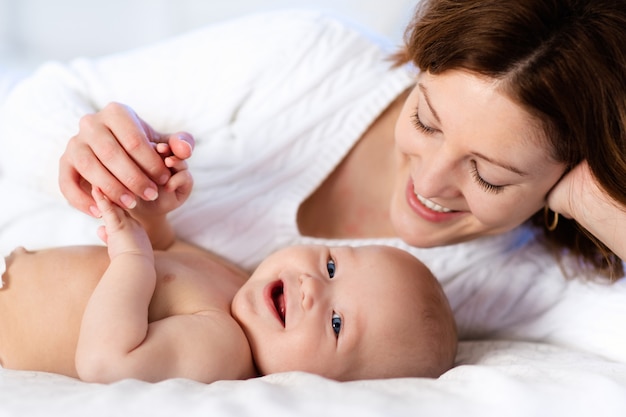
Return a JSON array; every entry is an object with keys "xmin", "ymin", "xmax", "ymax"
[{"xmin": 391, "ymin": 70, "xmax": 566, "ymax": 247}]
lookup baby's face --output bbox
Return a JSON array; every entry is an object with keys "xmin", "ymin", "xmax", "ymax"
[{"xmin": 231, "ymin": 244, "xmax": 437, "ymax": 380}]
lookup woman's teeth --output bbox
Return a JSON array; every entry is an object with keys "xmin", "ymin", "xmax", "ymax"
[{"xmin": 416, "ymin": 194, "xmax": 452, "ymax": 213}]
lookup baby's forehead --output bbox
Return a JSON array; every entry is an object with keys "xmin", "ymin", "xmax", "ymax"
[
  {"xmin": 358, "ymin": 245, "xmax": 425, "ymax": 266},
  {"xmin": 358, "ymin": 280, "xmax": 432, "ymax": 337},
  {"xmin": 337, "ymin": 313, "xmax": 426, "ymax": 381},
  {"xmin": 332, "ymin": 249, "xmax": 444, "ymax": 380},
  {"xmin": 360, "ymin": 247, "xmax": 432, "ymax": 282}
]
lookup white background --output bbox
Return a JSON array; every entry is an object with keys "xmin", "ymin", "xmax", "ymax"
[{"xmin": 0, "ymin": 0, "xmax": 417, "ymax": 73}]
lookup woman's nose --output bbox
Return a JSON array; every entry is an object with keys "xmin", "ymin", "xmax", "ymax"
[{"xmin": 412, "ymin": 147, "xmax": 460, "ymax": 199}]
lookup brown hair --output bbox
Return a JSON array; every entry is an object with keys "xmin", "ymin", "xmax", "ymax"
[{"xmin": 395, "ymin": 0, "xmax": 626, "ymax": 278}]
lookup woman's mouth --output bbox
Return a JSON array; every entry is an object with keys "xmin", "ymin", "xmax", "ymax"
[
  {"xmin": 405, "ymin": 180, "xmax": 463, "ymax": 222},
  {"xmin": 416, "ymin": 194, "xmax": 452, "ymax": 213}
]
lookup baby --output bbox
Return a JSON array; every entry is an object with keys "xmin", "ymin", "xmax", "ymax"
[{"xmin": 0, "ymin": 149, "xmax": 457, "ymax": 383}]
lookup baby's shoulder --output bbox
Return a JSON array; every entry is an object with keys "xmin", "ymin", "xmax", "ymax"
[{"xmin": 149, "ymin": 305, "xmax": 256, "ymax": 382}]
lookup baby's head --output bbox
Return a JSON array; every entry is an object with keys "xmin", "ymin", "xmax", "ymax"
[{"xmin": 232, "ymin": 244, "xmax": 457, "ymax": 381}]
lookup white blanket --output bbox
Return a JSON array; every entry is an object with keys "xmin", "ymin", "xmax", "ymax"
[
  {"xmin": 0, "ymin": 71, "xmax": 625, "ymax": 417},
  {"xmin": 0, "ymin": 340, "xmax": 624, "ymax": 417}
]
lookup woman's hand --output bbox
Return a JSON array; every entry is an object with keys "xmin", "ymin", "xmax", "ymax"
[
  {"xmin": 546, "ymin": 162, "xmax": 583, "ymax": 220},
  {"xmin": 547, "ymin": 161, "xmax": 604, "ymax": 221},
  {"xmin": 548, "ymin": 161, "xmax": 626, "ymax": 260},
  {"xmin": 58, "ymin": 102, "xmax": 194, "ymax": 217}
]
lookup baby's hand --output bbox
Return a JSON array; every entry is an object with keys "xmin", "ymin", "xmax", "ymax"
[
  {"xmin": 131, "ymin": 142, "xmax": 194, "ymax": 221},
  {"xmin": 93, "ymin": 188, "xmax": 153, "ymax": 261}
]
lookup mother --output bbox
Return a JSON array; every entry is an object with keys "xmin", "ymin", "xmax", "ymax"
[{"xmin": 2, "ymin": 0, "xmax": 625, "ymax": 358}]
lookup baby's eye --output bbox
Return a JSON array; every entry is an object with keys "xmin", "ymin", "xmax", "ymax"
[
  {"xmin": 331, "ymin": 312, "xmax": 342, "ymax": 337},
  {"xmin": 326, "ymin": 258, "xmax": 336, "ymax": 279}
]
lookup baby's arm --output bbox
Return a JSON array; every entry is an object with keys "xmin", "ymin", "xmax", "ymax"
[
  {"xmin": 75, "ymin": 188, "xmax": 253, "ymax": 383},
  {"xmin": 126, "ymin": 142, "xmax": 194, "ymax": 251},
  {"xmin": 75, "ymin": 188, "xmax": 157, "ymax": 381}
]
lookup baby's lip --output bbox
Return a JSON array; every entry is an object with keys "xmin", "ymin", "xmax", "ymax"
[{"xmin": 264, "ymin": 280, "xmax": 286, "ymax": 327}]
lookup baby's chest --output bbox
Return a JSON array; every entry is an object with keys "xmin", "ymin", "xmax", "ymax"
[{"xmin": 149, "ymin": 256, "xmax": 239, "ymax": 320}]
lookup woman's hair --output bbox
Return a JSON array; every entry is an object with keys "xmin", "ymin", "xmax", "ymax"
[{"xmin": 395, "ymin": 0, "xmax": 626, "ymax": 278}]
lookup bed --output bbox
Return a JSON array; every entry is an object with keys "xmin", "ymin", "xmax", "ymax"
[
  {"xmin": 1, "ymin": 13, "xmax": 626, "ymax": 417},
  {"xmin": 1, "ymin": 83, "xmax": 626, "ymax": 417},
  {"xmin": 0, "ymin": 339, "xmax": 623, "ymax": 417}
]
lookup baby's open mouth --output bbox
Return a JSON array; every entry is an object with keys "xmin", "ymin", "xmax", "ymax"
[{"xmin": 271, "ymin": 281, "xmax": 286, "ymax": 326}]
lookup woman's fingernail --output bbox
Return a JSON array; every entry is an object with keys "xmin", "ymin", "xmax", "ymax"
[
  {"xmin": 121, "ymin": 194, "xmax": 137, "ymax": 209},
  {"xmin": 144, "ymin": 188, "xmax": 158, "ymax": 201},
  {"xmin": 158, "ymin": 174, "xmax": 169, "ymax": 185}
]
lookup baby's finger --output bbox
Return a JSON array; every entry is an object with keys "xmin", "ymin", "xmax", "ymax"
[
  {"xmin": 166, "ymin": 170, "xmax": 194, "ymax": 196},
  {"xmin": 155, "ymin": 143, "xmax": 171, "ymax": 155},
  {"xmin": 92, "ymin": 187, "xmax": 125, "ymax": 231},
  {"xmin": 164, "ymin": 155, "xmax": 188, "ymax": 172}
]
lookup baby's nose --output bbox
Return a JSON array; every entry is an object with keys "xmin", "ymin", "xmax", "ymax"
[{"xmin": 299, "ymin": 273, "xmax": 325, "ymax": 310}]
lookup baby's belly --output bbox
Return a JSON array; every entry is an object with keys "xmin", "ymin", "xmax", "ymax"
[{"xmin": 0, "ymin": 246, "xmax": 109, "ymax": 376}]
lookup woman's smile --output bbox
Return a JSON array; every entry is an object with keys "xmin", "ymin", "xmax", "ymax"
[
  {"xmin": 404, "ymin": 179, "xmax": 465, "ymax": 223},
  {"xmin": 416, "ymin": 194, "xmax": 453, "ymax": 213}
]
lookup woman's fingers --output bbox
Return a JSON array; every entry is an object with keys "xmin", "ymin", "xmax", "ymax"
[
  {"xmin": 85, "ymin": 104, "xmax": 168, "ymax": 193},
  {"xmin": 59, "ymin": 103, "xmax": 196, "ymax": 216},
  {"xmin": 59, "ymin": 104, "xmax": 160, "ymax": 212},
  {"xmin": 60, "ymin": 132, "xmax": 142, "ymax": 214},
  {"xmin": 58, "ymin": 160, "xmax": 100, "ymax": 216},
  {"xmin": 106, "ymin": 103, "xmax": 173, "ymax": 186},
  {"xmin": 168, "ymin": 132, "xmax": 195, "ymax": 160}
]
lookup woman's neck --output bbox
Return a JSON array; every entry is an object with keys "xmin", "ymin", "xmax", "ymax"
[{"xmin": 297, "ymin": 90, "xmax": 408, "ymax": 239}]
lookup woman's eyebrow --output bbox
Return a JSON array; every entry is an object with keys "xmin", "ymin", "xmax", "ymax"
[
  {"xmin": 472, "ymin": 151, "xmax": 528, "ymax": 176},
  {"xmin": 418, "ymin": 83, "xmax": 441, "ymax": 123}
]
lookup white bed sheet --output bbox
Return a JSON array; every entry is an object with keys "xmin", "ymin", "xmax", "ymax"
[
  {"xmin": 1, "ymin": 72, "xmax": 626, "ymax": 417},
  {"xmin": 0, "ymin": 341, "xmax": 624, "ymax": 417}
]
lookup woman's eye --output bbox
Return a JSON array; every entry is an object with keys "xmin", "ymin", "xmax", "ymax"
[
  {"xmin": 411, "ymin": 110, "xmax": 437, "ymax": 135},
  {"xmin": 470, "ymin": 161, "xmax": 505, "ymax": 194},
  {"xmin": 326, "ymin": 259, "xmax": 336, "ymax": 278},
  {"xmin": 331, "ymin": 312, "xmax": 342, "ymax": 337}
]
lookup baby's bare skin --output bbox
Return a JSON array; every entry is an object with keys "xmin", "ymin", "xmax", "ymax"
[{"xmin": 0, "ymin": 244, "xmax": 250, "ymax": 378}]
